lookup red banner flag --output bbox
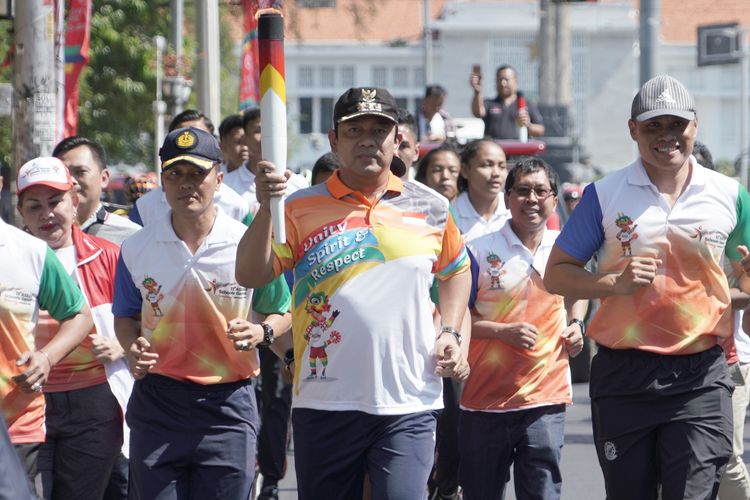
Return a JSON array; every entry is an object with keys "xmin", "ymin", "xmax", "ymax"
[
  {"xmin": 240, "ymin": 1, "xmax": 283, "ymax": 110},
  {"xmin": 63, "ymin": 0, "xmax": 92, "ymax": 137},
  {"xmin": 239, "ymin": 0, "xmax": 260, "ymax": 110}
]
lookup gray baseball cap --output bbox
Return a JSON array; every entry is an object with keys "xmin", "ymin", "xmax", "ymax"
[{"xmin": 631, "ymin": 75, "xmax": 696, "ymax": 122}]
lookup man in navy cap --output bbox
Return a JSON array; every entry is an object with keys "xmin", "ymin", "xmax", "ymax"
[{"xmin": 113, "ymin": 126, "xmax": 292, "ymax": 499}]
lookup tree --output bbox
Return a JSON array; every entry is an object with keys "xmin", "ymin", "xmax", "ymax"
[{"xmin": 77, "ymin": 0, "xmax": 171, "ymax": 166}]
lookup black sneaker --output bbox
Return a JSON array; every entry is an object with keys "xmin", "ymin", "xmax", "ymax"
[{"xmin": 258, "ymin": 484, "xmax": 279, "ymax": 500}]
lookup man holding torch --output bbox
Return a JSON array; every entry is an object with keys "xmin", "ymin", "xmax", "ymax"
[{"xmin": 236, "ymin": 87, "xmax": 471, "ymax": 499}]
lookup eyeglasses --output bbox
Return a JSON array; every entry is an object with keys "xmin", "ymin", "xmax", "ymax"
[{"xmin": 510, "ymin": 186, "xmax": 555, "ymax": 199}]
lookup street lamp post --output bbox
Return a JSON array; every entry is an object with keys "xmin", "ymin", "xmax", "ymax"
[{"xmin": 154, "ymin": 35, "xmax": 166, "ymax": 177}]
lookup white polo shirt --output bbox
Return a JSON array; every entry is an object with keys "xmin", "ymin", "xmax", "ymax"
[
  {"xmin": 0, "ymin": 219, "xmax": 84, "ymax": 443},
  {"xmin": 556, "ymin": 156, "xmax": 750, "ymax": 355},
  {"xmin": 463, "ymin": 220, "xmax": 570, "ymax": 412},
  {"xmin": 224, "ymin": 163, "xmax": 309, "ymax": 215},
  {"xmin": 113, "ymin": 208, "xmax": 290, "ymax": 384},
  {"xmin": 130, "ymin": 183, "xmax": 249, "ymax": 226},
  {"xmin": 451, "ymin": 191, "xmax": 510, "ymax": 242}
]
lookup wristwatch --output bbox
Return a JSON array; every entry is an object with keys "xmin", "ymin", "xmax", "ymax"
[
  {"xmin": 568, "ymin": 318, "xmax": 586, "ymax": 336},
  {"xmin": 438, "ymin": 326, "xmax": 462, "ymax": 346},
  {"xmin": 259, "ymin": 322, "xmax": 275, "ymax": 347}
]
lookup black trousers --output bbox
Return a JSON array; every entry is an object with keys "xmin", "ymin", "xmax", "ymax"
[
  {"xmin": 255, "ymin": 347, "xmax": 292, "ymax": 485},
  {"xmin": 590, "ymin": 345, "xmax": 733, "ymax": 500}
]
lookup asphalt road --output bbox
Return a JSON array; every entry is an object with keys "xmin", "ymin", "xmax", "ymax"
[{"xmin": 271, "ymin": 383, "xmax": 750, "ymax": 499}]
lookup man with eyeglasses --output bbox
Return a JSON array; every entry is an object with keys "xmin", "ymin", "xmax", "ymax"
[
  {"xmin": 544, "ymin": 75, "xmax": 750, "ymax": 499},
  {"xmin": 458, "ymin": 157, "xmax": 585, "ymax": 499}
]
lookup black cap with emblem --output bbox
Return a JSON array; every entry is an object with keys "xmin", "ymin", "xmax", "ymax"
[
  {"xmin": 159, "ymin": 126, "xmax": 223, "ymax": 171},
  {"xmin": 333, "ymin": 88, "xmax": 406, "ymax": 177}
]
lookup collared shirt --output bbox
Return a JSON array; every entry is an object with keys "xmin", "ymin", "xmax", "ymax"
[
  {"xmin": 463, "ymin": 220, "xmax": 570, "ymax": 411},
  {"xmin": 80, "ymin": 203, "xmax": 140, "ymax": 246},
  {"xmin": 482, "ymin": 96, "xmax": 544, "ymax": 140},
  {"xmin": 224, "ymin": 163, "xmax": 309, "ymax": 216},
  {"xmin": 452, "ymin": 191, "xmax": 510, "ymax": 243},
  {"xmin": 271, "ymin": 171, "xmax": 470, "ymax": 415},
  {"xmin": 113, "ymin": 208, "xmax": 291, "ymax": 384},
  {"xmin": 130, "ymin": 183, "xmax": 249, "ymax": 226},
  {"xmin": 556, "ymin": 156, "xmax": 750, "ymax": 354},
  {"xmin": 0, "ymin": 219, "xmax": 84, "ymax": 443}
]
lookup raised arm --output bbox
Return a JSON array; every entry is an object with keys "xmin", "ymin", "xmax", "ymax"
[{"xmin": 236, "ymin": 161, "xmax": 289, "ymax": 289}]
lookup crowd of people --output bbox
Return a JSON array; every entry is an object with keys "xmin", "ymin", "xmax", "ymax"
[{"xmin": 1, "ymin": 67, "xmax": 749, "ymax": 500}]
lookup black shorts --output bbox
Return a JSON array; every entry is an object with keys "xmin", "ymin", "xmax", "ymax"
[{"xmin": 589, "ymin": 345, "xmax": 733, "ymax": 500}]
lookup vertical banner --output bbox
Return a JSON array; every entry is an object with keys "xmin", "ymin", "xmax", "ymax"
[
  {"xmin": 63, "ymin": 0, "xmax": 92, "ymax": 137},
  {"xmin": 239, "ymin": 0, "xmax": 260, "ymax": 110}
]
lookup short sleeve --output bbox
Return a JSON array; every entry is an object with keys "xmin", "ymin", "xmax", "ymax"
[
  {"xmin": 528, "ymin": 101, "xmax": 544, "ymax": 125},
  {"xmin": 726, "ymin": 185, "xmax": 750, "ymax": 261},
  {"xmin": 129, "ymin": 202, "xmax": 143, "ymax": 226},
  {"xmin": 252, "ymin": 274, "xmax": 292, "ymax": 315},
  {"xmin": 112, "ymin": 254, "xmax": 143, "ymax": 317},
  {"xmin": 38, "ymin": 247, "xmax": 85, "ymax": 321},
  {"xmin": 271, "ymin": 211, "xmax": 299, "ymax": 276},
  {"xmin": 555, "ymin": 183, "xmax": 605, "ymax": 262},
  {"xmin": 434, "ymin": 211, "xmax": 470, "ymax": 280}
]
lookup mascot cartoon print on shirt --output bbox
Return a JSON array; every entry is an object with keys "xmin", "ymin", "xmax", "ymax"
[{"xmin": 304, "ymin": 291, "xmax": 342, "ymax": 379}]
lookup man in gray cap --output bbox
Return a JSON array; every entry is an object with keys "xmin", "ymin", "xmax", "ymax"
[
  {"xmin": 544, "ymin": 75, "xmax": 750, "ymax": 499},
  {"xmin": 236, "ymin": 87, "xmax": 471, "ymax": 499}
]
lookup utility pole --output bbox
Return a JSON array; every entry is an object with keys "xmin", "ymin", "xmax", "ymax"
[
  {"xmin": 639, "ymin": 0, "xmax": 659, "ymax": 84},
  {"xmin": 154, "ymin": 35, "xmax": 167, "ymax": 176},
  {"xmin": 538, "ymin": 0, "xmax": 555, "ymax": 105},
  {"xmin": 423, "ymin": 0, "xmax": 433, "ymax": 84},
  {"xmin": 195, "ymin": 0, "xmax": 220, "ymax": 127},
  {"xmin": 554, "ymin": 1, "xmax": 572, "ymax": 106},
  {"xmin": 13, "ymin": 0, "xmax": 58, "ymax": 171},
  {"xmin": 740, "ymin": 26, "xmax": 749, "ymax": 187}
]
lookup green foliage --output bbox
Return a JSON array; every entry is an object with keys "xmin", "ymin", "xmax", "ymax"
[{"xmin": 77, "ymin": 0, "xmax": 171, "ymax": 166}]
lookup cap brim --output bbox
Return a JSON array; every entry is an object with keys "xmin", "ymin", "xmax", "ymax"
[
  {"xmin": 337, "ymin": 111, "xmax": 397, "ymax": 124},
  {"xmin": 162, "ymin": 155, "xmax": 217, "ymax": 171},
  {"xmin": 390, "ymin": 156, "xmax": 407, "ymax": 177},
  {"xmin": 18, "ymin": 180, "xmax": 72, "ymax": 196},
  {"xmin": 635, "ymin": 109, "xmax": 695, "ymax": 122}
]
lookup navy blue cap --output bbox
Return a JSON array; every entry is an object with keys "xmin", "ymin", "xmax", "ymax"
[{"xmin": 159, "ymin": 126, "xmax": 222, "ymax": 171}]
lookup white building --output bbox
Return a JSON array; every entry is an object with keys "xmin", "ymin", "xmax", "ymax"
[{"xmin": 282, "ymin": 0, "xmax": 750, "ymax": 173}]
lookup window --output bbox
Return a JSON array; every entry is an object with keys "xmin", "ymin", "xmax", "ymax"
[
  {"xmin": 341, "ymin": 66, "xmax": 355, "ymax": 87},
  {"xmin": 393, "ymin": 67, "xmax": 408, "ymax": 88},
  {"xmin": 413, "ymin": 67, "xmax": 424, "ymax": 88},
  {"xmin": 372, "ymin": 66, "xmax": 387, "ymax": 87},
  {"xmin": 298, "ymin": 66, "xmax": 314, "ymax": 88},
  {"xmin": 320, "ymin": 98, "xmax": 334, "ymax": 133},
  {"xmin": 320, "ymin": 66, "xmax": 335, "ymax": 88},
  {"xmin": 299, "ymin": 97, "xmax": 313, "ymax": 134}
]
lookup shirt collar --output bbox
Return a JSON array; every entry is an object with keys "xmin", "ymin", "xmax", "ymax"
[
  {"xmin": 627, "ymin": 155, "xmax": 705, "ymax": 187},
  {"xmin": 155, "ymin": 206, "xmax": 232, "ymax": 245},
  {"xmin": 326, "ymin": 170, "xmax": 403, "ymax": 200}
]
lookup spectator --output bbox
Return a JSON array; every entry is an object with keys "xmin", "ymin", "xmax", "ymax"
[
  {"xmin": 470, "ymin": 65, "xmax": 544, "ymax": 139},
  {"xmin": 416, "ymin": 85, "xmax": 455, "ymax": 143},
  {"xmin": 416, "ymin": 144, "xmax": 462, "ymax": 203}
]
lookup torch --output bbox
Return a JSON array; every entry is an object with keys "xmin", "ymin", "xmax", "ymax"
[
  {"xmin": 258, "ymin": 10, "xmax": 286, "ymax": 244},
  {"xmin": 516, "ymin": 91, "xmax": 528, "ymax": 143}
]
